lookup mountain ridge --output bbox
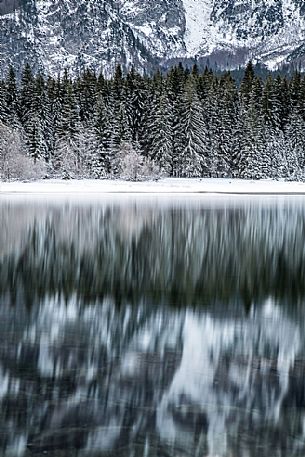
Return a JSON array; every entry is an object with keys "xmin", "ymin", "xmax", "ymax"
[{"xmin": 0, "ymin": 0, "xmax": 305, "ymax": 75}]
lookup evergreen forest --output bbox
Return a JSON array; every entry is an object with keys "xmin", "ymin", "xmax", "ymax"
[{"xmin": 1, "ymin": 61, "xmax": 305, "ymax": 180}]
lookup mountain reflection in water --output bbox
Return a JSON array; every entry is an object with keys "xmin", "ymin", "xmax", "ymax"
[{"xmin": 0, "ymin": 197, "xmax": 305, "ymax": 457}]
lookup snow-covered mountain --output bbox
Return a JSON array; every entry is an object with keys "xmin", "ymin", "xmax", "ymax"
[{"xmin": 1, "ymin": 0, "xmax": 305, "ymax": 75}]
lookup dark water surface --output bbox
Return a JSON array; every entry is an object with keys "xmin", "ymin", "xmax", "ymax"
[{"xmin": 1, "ymin": 195, "xmax": 305, "ymax": 457}]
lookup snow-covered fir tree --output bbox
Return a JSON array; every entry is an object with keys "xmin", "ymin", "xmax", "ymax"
[
  {"xmin": 145, "ymin": 92, "xmax": 173, "ymax": 175},
  {"xmin": 180, "ymin": 77, "xmax": 206, "ymax": 177}
]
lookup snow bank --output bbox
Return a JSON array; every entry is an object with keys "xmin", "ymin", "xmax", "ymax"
[{"xmin": 2, "ymin": 178, "xmax": 305, "ymax": 195}]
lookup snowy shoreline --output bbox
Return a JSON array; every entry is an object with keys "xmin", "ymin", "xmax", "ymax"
[{"xmin": 2, "ymin": 178, "xmax": 305, "ymax": 195}]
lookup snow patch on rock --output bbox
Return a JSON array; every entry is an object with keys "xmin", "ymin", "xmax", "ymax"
[{"xmin": 182, "ymin": 0, "xmax": 215, "ymax": 54}]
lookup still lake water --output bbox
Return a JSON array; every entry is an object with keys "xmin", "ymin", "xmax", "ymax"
[{"xmin": 1, "ymin": 195, "xmax": 305, "ymax": 456}]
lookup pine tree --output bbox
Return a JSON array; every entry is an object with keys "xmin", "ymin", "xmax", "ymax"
[
  {"xmin": 111, "ymin": 97, "xmax": 133, "ymax": 146},
  {"xmin": 179, "ymin": 77, "xmax": 207, "ymax": 178},
  {"xmin": 35, "ymin": 72, "xmax": 53, "ymax": 162},
  {"xmin": 240, "ymin": 61, "xmax": 255, "ymax": 103},
  {"xmin": 197, "ymin": 67, "xmax": 214, "ymax": 103},
  {"xmin": 113, "ymin": 64, "xmax": 124, "ymax": 100},
  {"xmin": 0, "ymin": 81, "xmax": 9, "ymax": 125},
  {"xmin": 166, "ymin": 66, "xmax": 188, "ymax": 177},
  {"xmin": 5, "ymin": 66, "xmax": 19, "ymax": 129},
  {"xmin": 55, "ymin": 70, "xmax": 80, "ymax": 143},
  {"xmin": 19, "ymin": 64, "xmax": 46, "ymax": 162},
  {"xmin": 75, "ymin": 68, "xmax": 97, "ymax": 126},
  {"xmin": 205, "ymin": 74, "xmax": 236, "ymax": 177},
  {"xmin": 146, "ymin": 92, "xmax": 173, "ymax": 175},
  {"xmin": 285, "ymin": 111, "xmax": 304, "ymax": 178},
  {"xmin": 125, "ymin": 67, "xmax": 147, "ymax": 142},
  {"xmin": 93, "ymin": 95, "xmax": 113, "ymax": 176},
  {"xmin": 74, "ymin": 125, "xmax": 100, "ymax": 177},
  {"xmin": 236, "ymin": 77, "xmax": 270, "ymax": 179}
]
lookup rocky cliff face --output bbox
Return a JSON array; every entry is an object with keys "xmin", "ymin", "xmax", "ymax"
[{"xmin": 0, "ymin": 0, "xmax": 305, "ymax": 76}]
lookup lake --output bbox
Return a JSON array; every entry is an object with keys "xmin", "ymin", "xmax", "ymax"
[{"xmin": 0, "ymin": 195, "xmax": 305, "ymax": 456}]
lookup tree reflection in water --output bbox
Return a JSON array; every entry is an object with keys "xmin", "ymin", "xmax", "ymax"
[{"xmin": 0, "ymin": 198, "xmax": 305, "ymax": 456}]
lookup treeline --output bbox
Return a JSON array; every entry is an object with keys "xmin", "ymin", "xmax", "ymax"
[{"xmin": 1, "ymin": 61, "xmax": 305, "ymax": 180}]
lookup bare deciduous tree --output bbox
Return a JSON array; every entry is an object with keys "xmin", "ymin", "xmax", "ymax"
[
  {"xmin": 52, "ymin": 129, "xmax": 102, "ymax": 179},
  {"xmin": 116, "ymin": 141, "xmax": 161, "ymax": 181},
  {"xmin": 0, "ymin": 122, "xmax": 45, "ymax": 180}
]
